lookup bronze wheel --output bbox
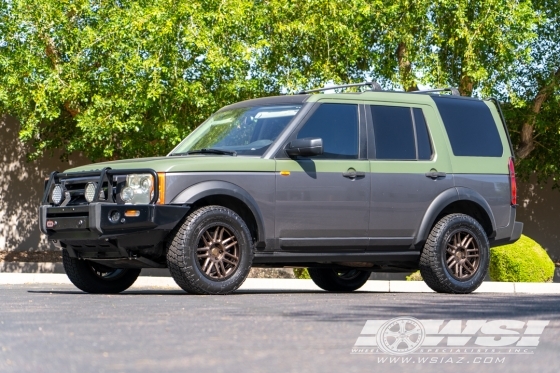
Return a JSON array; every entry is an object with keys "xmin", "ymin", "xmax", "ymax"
[
  {"xmin": 445, "ymin": 231, "xmax": 480, "ymax": 280},
  {"xmin": 419, "ymin": 213, "xmax": 489, "ymax": 294},
  {"xmin": 197, "ymin": 226, "xmax": 240, "ymax": 280},
  {"xmin": 167, "ymin": 205, "xmax": 253, "ymax": 295}
]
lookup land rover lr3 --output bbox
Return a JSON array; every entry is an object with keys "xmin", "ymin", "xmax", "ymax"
[{"xmin": 40, "ymin": 83, "xmax": 523, "ymax": 295}]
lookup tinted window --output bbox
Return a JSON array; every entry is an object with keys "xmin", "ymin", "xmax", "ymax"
[
  {"xmin": 433, "ymin": 97, "xmax": 503, "ymax": 157},
  {"xmin": 414, "ymin": 108, "xmax": 433, "ymax": 160},
  {"xmin": 297, "ymin": 103, "xmax": 358, "ymax": 159},
  {"xmin": 371, "ymin": 106, "xmax": 414, "ymax": 160}
]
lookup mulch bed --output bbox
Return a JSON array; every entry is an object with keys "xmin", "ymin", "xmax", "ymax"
[{"xmin": 0, "ymin": 251, "xmax": 62, "ymax": 263}]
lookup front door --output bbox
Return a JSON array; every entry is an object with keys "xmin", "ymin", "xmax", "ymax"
[{"xmin": 275, "ymin": 103, "xmax": 370, "ymax": 251}]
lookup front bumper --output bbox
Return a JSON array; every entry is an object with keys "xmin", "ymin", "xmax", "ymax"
[{"xmin": 40, "ymin": 203, "xmax": 189, "ymax": 240}]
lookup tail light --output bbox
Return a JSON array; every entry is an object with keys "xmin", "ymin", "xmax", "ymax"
[{"xmin": 508, "ymin": 157, "xmax": 517, "ymax": 206}]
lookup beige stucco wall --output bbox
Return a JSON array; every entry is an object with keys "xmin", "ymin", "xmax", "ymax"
[
  {"xmin": 0, "ymin": 115, "xmax": 89, "ymax": 253},
  {"xmin": 516, "ymin": 177, "xmax": 560, "ymax": 261},
  {"xmin": 1, "ymin": 114, "xmax": 559, "ymax": 261}
]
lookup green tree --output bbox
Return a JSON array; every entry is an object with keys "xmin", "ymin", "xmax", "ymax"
[
  {"xmin": 0, "ymin": 0, "xmax": 270, "ymax": 160},
  {"xmin": 0, "ymin": 0, "xmax": 553, "ymax": 171},
  {"xmin": 502, "ymin": 0, "xmax": 560, "ymax": 185}
]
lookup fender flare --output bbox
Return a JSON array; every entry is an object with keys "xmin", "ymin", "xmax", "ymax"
[
  {"xmin": 414, "ymin": 187, "xmax": 497, "ymax": 246},
  {"xmin": 170, "ymin": 180, "xmax": 266, "ymax": 243}
]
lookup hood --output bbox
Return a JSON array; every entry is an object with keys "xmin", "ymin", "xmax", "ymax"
[{"xmin": 64, "ymin": 155, "xmax": 275, "ymax": 173}]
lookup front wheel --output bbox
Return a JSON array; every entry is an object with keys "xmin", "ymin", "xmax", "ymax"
[
  {"xmin": 308, "ymin": 268, "xmax": 370, "ymax": 292},
  {"xmin": 419, "ymin": 213, "xmax": 489, "ymax": 294},
  {"xmin": 166, "ymin": 205, "xmax": 254, "ymax": 295},
  {"xmin": 62, "ymin": 250, "xmax": 141, "ymax": 294}
]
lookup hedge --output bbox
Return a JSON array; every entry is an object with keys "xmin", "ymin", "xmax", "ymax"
[{"xmin": 489, "ymin": 235, "xmax": 555, "ymax": 282}]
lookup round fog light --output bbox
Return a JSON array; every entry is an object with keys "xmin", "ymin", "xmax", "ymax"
[
  {"xmin": 51, "ymin": 184, "xmax": 63, "ymax": 205},
  {"xmin": 85, "ymin": 182, "xmax": 97, "ymax": 203},
  {"xmin": 108, "ymin": 210, "xmax": 121, "ymax": 223}
]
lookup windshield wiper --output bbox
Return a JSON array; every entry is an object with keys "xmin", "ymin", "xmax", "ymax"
[{"xmin": 170, "ymin": 148, "xmax": 237, "ymax": 156}]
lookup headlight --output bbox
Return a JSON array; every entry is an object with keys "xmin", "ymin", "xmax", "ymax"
[{"xmin": 120, "ymin": 174, "xmax": 154, "ymax": 204}]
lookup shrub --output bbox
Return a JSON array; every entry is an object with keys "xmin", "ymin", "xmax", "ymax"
[
  {"xmin": 293, "ymin": 268, "xmax": 311, "ymax": 279},
  {"xmin": 406, "ymin": 270, "xmax": 423, "ymax": 281},
  {"xmin": 489, "ymin": 235, "xmax": 555, "ymax": 282}
]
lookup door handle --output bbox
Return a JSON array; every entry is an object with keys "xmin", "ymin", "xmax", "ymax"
[
  {"xmin": 342, "ymin": 169, "xmax": 366, "ymax": 179},
  {"xmin": 425, "ymin": 171, "xmax": 446, "ymax": 179}
]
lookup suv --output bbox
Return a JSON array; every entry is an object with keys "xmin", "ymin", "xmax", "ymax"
[{"xmin": 39, "ymin": 83, "xmax": 522, "ymax": 295}]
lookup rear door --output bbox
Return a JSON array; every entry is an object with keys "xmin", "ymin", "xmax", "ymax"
[
  {"xmin": 274, "ymin": 102, "xmax": 371, "ymax": 251},
  {"xmin": 367, "ymin": 103, "xmax": 454, "ymax": 250}
]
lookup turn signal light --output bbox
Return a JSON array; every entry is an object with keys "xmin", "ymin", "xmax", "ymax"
[
  {"xmin": 157, "ymin": 173, "xmax": 166, "ymax": 204},
  {"xmin": 124, "ymin": 210, "xmax": 141, "ymax": 217}
]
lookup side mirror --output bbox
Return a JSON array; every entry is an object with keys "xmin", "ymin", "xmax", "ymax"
[{"xmin": 285, "ymin": 138, "xmax": 323, "ymax": 157}]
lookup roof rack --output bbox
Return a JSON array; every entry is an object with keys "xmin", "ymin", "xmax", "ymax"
[
  {"xmin": 409, "ymin": 87, "xmax": 461, "ymax": 96},
  {"xmin": 298, "ymin": 81, "xmax": 382, "ymax": 94},
  {"xmin": 298, "ymin": 83, "xmax": 461, "ymax": 96}
]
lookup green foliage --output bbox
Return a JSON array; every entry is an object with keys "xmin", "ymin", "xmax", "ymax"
[
  {"xmin": 489, "ymin": 235, "xmax": 555, "ymax": 282},
  {"xmin": 406, "ymin": 270, "xmax": 423, "ymax": 281},
  {"xmin": 0, "ymin": 0, "xmax": 556, "ymax": 171},
  {"xmin": 0, "ymin": 0, "xmax": 272, "ymax": 160},
  {"xmin": 502, "ymin": 0, "xmax": 560, "ymax": 186},
  {"xmin": 293, "ymin": 268, "xmax": 310, "ymax": 280}
]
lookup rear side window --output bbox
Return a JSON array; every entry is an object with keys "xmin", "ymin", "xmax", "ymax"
[
  {"xmin": 433, "ymin": 97, "xmax": 503, "ymax": 157},
  {"xmin": 370, "ymin": 106, "xmax": 433, "ymax": 160},
  {"xmin": 297, "ymin": 103, "xmax": 359, "ymax": 159}
]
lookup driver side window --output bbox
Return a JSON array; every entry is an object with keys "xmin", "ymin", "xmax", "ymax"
[{"xmin": 296, "ymin": 103, "xmax": 359, "ymax": 159}]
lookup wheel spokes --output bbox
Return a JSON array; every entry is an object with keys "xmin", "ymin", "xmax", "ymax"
[
  {"xmin": 196, "ymin": 225, "xmax": 240, "ymax": 280},
  {"xmin": 445, "ymin": 230, "xmax": 480, "ymax": 280}
]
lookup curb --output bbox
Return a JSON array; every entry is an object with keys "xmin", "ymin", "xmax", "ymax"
[{"xmin": 1, "ymin": 273, "xmax": 559, "ymax": 294}]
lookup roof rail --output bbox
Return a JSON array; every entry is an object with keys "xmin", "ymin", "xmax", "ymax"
[
  {"xmin": 298, "ymin": 83, "xmax": 461, "ymax": 96},
  {"xmin": 410, "ymin": 87, "xmax": 461, "ymax": 96},
  {"xmin": 298, "ymin": 81, "xmax": 382, "ymax": 94}
]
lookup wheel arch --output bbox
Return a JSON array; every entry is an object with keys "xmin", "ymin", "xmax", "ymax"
[
  {"xmin": 170, "ymin": 181, "xmax": 266, "ymax": 247},
  {"xmin": 415, "ymin": 187, "xmax": 497, "ymax": 247}
]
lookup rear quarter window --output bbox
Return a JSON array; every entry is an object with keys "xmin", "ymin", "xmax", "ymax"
[{"xmin": 433, "ymin": 97, "xmax": 503, "ymax": 157}]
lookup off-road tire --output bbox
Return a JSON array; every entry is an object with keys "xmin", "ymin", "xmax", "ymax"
[
  {"xmin": 308, "ymin": 268, "xmax": 370, "ymax": 292},
  {"xmin": 62, "ymin": 250, "xmax": 141, "ymax": 293},
  {"xmin": 166, "ymin": 205, "xmax": 254, "ymax": 295},
  {"xmin": 419, "ymin": 213, "xmax": 489, "ymax": 294}
]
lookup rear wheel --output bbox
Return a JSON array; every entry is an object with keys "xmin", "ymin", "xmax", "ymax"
[
  {"xmin": 308, "ymin": 268, "xmax": 370, "ymax": 292},
  {"xmin": 419, "ymin": 213, "xmax": 489, "ymax": 294},
  {"xmin": 62, "ymin": 250, "xmax": 141, "ymax": 293}
]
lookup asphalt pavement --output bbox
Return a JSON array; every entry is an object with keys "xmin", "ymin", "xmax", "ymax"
[{"xmin": 0, "ymin": 281, "xmax": 559, "ymax": 373}]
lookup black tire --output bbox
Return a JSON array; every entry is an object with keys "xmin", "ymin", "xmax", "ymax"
[
  {"xmin": 419, "ymin": 213, "xmax": 489, "ymax": 294},
  {"xmin": 166, "ymin": 205, "xmax": 254, "ymax": 295},
  {"xmin": 308, "ymin": 268, "xmax": 370, "ymax": 292},
  {"xmin": 62, "ymin": 250, "xmax": 141, "ymax": 294}
]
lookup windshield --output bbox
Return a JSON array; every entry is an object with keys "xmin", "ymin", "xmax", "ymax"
[{"xmin": 170, "ymin": 105, "xmax": 302, "ymax": 156}]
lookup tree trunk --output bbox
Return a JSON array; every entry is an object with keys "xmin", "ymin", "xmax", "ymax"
[
  {"xmin": 516, "ymin": 68, "xmax": 560, "ymax": 159},
  {"xmin": 459, "ymin": 75, "xmax": 474, "ymax": 96},
  {"xmin": 396, "ymin": 42, "xmax": 418, "ymax": 92}
]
